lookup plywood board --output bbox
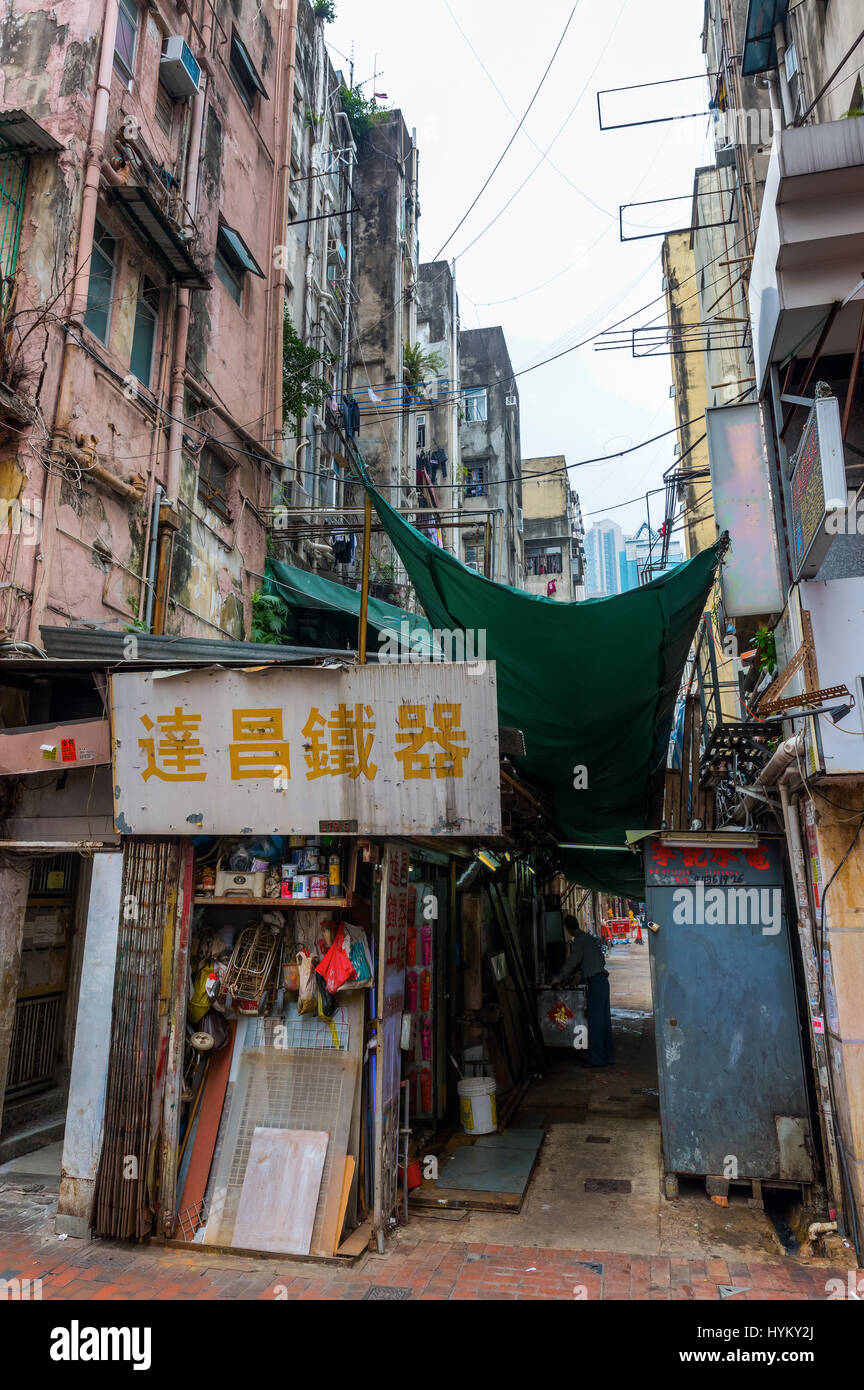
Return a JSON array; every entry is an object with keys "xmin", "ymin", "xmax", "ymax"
[
  {"xmin": 233, "ymin": 1127, "xmax": 328, "ymax": 1255},
  {"xmin": 333, "ymin": 1156, "xmax": 355, "ymax": 1253},
  {"xmin": 337, "ymin": 1218, "xmax": 372, "ymax": 1257}
]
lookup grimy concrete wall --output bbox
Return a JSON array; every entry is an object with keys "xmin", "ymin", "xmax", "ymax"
[
  {"xmin": 807, "ymin": 784, "xmax": 864, "ymax": 1233},
  {"xmin": 521, "ymin": 456, "xmax": 573, "ymax": 602},
  {"xmin": 0, "ymin": 0, "xmax": 288, "ymax": 645},
  {"xmin": 458, "ymin": 326, "xmax": 523, "ymax": 586}
]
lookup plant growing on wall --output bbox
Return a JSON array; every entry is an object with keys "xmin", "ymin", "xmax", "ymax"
[
  {"xmin": 282, "ymin": 314, "xmax": 334, "ymax": 426},
  {"xmin": 403, "ymin": 342, "xmax": 445, "ymax": 388},
  {"xmin": 753, "ymin": 624, "xmax": 777, "ymax": 675},
  {"xmin": 251, "ymin": 589, "xmax": 291, "ymax": 645},
  {"xmin": 339, "ymin": 85, "xmax": 387, "ymax": 140},
  {"xmin": 312, "ymin": 0, "xmax": 337, "ymax": 20}
]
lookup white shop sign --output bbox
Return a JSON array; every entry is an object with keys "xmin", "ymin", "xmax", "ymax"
[{"xmin": 110, "ymin": 663, "xmax": 501, "ymax": 836}]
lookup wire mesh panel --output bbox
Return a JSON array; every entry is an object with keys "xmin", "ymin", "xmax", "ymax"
[
  {"xmin": 0, "ymin": 154, "xmax": 27, "ymax": 301},
  {"xmin": 6, "ymin": 994, "xmax": 61, "ymax": 1093},
  {"xmin": 206, "ymin": 1045, "xmax": 358, "ymax": 1256}
]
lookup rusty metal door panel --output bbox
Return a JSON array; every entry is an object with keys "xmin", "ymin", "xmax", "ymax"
[{"xmin": 646, "ymin": 838, "xmax": 813, "ymax": 1182}]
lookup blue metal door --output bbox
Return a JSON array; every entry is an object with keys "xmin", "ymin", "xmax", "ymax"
[{"xmin": 646, "ymin": 838, "xmax": 812, "ymax": 1181}]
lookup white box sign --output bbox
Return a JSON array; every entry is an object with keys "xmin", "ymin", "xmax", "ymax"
[{"xmin": 111, "ymin": 663, "xmax": 501, "ymax": 836}]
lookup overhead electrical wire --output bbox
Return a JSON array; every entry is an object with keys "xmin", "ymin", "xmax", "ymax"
[{"xmin": 430, "ymin": 3, "xmax": 580, "ymax": 261}]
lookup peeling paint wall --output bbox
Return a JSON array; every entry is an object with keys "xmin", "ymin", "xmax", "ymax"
[{"xmin": 1, "ymin": 0, "xmax": 291, "ymax": 645}]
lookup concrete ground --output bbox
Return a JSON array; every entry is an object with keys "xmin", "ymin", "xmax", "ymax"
[
  {"xmin": 0, "ymin": 941, "xmax": 859, "ymax": 1299},
  {"xmin": 408, "ymin": 942, "xmax": 781, "ymax": 1260}
]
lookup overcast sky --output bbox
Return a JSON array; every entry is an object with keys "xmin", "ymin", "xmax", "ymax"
[{"xmin": 326, "ymin": 0, "xmax": 717, "ymax": 541}]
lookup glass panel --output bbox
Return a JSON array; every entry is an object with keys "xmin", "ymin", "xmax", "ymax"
[
  {"xmin": 130, "ymin": 293, "xmax": 156, "ymax": 386},
  {"xmin": 83, "ymin": 226, "xmax": 115, "ymax": 343},
  {"xmin": 215, "ymin": 249, "xmax": 242, "ymax": 304},
  {"xmin": 114, "ymin": 0, "xmax": 138, "ymax": 79}
]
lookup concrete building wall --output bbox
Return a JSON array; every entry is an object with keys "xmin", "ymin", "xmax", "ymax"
[
  {"xmin": 417, "ymin": 260, "xmax": 460, "ymax": 557},
  {"xmin": 350, "ymin": 110, "xmax": 418, "ymax": 502},
  {"xmin": 521, "ymin": 455, "xmax": 573, "ymax": 602},
  {"xmin": 458, "ymin": 326, "xmax": 523, "ymax": 586},
  {"xmin": 0, "ymin": 0, "xmax": 296, "ymax": 647}
]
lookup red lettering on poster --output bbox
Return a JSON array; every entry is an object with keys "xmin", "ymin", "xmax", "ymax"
[
  {"xmin": 650, "ymin": 844, "xmax": 676, "ymax": 868},
  {"xmin": 60, "ymin": 738, "xmax": 77, "ymax": 762},
  {"xmin": 744, "ymin": 847, "xmax": 770, "ymax": 871},
  {"xmin": 681, "ymin": 848, "xmax": 707, "ymax": 867},
  {"xmin": 710, "ymin": 849, "xmax": 738, "ymax": 867}
]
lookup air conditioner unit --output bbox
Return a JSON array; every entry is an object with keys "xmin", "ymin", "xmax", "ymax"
[
  {"xmin": 160, "ymin": 37, "xmax": 201, "ymax": 98},
  {"xmin": 505, "ymin": 394, "xmax": 517, "ymax": 407}
]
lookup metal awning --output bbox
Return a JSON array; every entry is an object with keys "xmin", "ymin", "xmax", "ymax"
[
  {"xmin": 0, "ymin": 110, "xmax": 63, "ymax": 155},
  {"xmin": 37, "ymin": 626, "xmax": 355, "ymax": 667},
  {"xmin": 109, "ymin": 182, "xmax": 211, "ymax": 289},
  {"xmin": 742, "ymin": 0, "xmax": 790, "ymax": 76}
]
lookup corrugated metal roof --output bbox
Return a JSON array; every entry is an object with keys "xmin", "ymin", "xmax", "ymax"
[
  {"xmin": 38, "ymin": 626, "xmax": 357, "ymax": 666},
  {"xmin": 0, "ymin": 110, "xmax": 63, "ymax": 154},
  {"xmin": 109, "ymin": 183, "xmax": 211, "ymax": 288}
]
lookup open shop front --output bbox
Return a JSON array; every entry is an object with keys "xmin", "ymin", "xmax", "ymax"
[{"xmin": 88, "ymin": 658, "xmax": 502, "ymax": 1256}]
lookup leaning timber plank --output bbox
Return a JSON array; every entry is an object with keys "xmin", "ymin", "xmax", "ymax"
[
  {"xmin": 407, "ymin": 1185, "xmax": 524, "ymax": 1212},
  {"xmin": 337, "ymin": 1218, "xmax": 373, "ymax": 1257},
  {"xmin": 333, "ymin": 1156, "xmax": 355, "ymax": 1254}
]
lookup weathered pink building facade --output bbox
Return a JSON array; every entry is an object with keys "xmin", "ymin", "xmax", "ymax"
[{"xmin": 0, "ymin": 0, "xmax": 300, "ymax": 644}]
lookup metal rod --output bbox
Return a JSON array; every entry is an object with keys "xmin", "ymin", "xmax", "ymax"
[{"xmin": 358, "ymin": 491, "xmax": 372, "ymax": 664}]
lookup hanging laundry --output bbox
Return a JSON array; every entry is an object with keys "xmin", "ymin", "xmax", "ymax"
[
  {"xmin": 330, "ymin": 531, "xmax": 357, "ymax": 564},
  {"xmin": 429, "ymin": 446, "xmax": 448, "ymax": 482},
  {"xmin": 340, "ymin": 396, "xmax": 361, "ymax": 438},
  {"xmin": 368, "ymin": 387, "xmax": 382, "ymax": 403},
  {"xmin": 547, "ymin": 578, "xmax": 557, "ymax": 597}
]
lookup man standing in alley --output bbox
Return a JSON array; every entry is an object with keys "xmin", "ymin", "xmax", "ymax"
[{"xmin": 551, "ymin": 916, "xmax": 614, "ymax": 1067}]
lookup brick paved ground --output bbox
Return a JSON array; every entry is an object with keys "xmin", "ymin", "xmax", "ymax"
[{"xmin": 0, "ymin": 1188, "xmax": 860, "ymax": 1301}]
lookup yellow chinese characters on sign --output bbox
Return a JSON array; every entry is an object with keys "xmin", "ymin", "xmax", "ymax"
[
  {"xmin": 394, "ymin": 702, "xmax": 468, "ymax": 780},
  {"xmin": 302, "ymin": 703, "xmax": 377, "ymax": 781},
  {"xmin": 229, "ymin": 709, "xmax": 291, "ymax": 780},
  {"xmin": 139, "ymin": 708, "xmax": 206, "ymax": 782}
]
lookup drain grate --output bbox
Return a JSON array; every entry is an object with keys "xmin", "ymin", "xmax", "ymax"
[
  {"xmin": 585, "ymin": 1135, "xmax": 611, "ymax": 1144},
  {"xmin": 584, "ymin": 1179, "xmax": 631, "ymax": 1194},
  {"xmin": 364, "ymin": 1286, "xmax": 412, "ymax": 1300}
]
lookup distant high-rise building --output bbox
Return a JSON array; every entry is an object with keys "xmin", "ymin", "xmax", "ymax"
[
  {"xmin": 584, "ymin": 520, "xmax": 624, "ymax": 597},
  {"xmin": 620, "ymin": 522, "xmax": 684, "ymax": 592}
]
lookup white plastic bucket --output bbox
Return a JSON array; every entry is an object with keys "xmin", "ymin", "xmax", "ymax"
[{"xmin": 458, "ymin": 1076, "xmax": 497, "ymax": 1135}]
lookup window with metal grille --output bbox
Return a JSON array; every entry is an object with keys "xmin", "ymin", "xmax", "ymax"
[
  {"xmin": 130, "ymin": 275, "xmax": 159, "ymax": 386},
  {"xmin": 0, "ymin": 153, "xmax": 27, "ymax": 302},
  {"xmin": 197, "ymin": 446, "xmax": 232, "ymax": 521},
  {"xmin": 84, "ymin": 219, "xmax": 117, "ymax": 344},
  {"xmin": 465, "ymin": 463, "xmax": 486, "ymax": 498},
  {"xmin": 526, "ymin": 547, "xmax": 563, "ymax": 577},
  {"xmin": 114, "ymin": 0, "xmax": 139, "ymax": 86},
  {"xmin": 464, "ymin": 541, "xmax": 485, "ymax": 572}
]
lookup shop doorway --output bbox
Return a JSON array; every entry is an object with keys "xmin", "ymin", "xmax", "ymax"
[{"xmin": 0, "ymin": 853, "xmax": 88, "ymax": 1180}]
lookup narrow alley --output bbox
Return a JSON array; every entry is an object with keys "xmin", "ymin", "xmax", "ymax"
[{"xmin": 0, "ymin": 944, "xmax": 852, "ymax": 1303}]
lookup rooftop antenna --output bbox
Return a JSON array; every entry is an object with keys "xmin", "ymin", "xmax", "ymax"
[{"xmin": 349, "ymin": 39, "xmax": 354, "ymax": 90}]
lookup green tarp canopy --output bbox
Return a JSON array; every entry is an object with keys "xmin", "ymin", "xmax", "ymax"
[
  {"xmin": 358, "ymin": 484, "xmax": 721, "ymax": 897},
  {"xmin": 265, "ymin": 557, "xmax": 437, "ymax": 652}
]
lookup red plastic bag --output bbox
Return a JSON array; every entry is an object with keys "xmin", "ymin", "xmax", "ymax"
[{"xmin": 315, "ymin": 925, "xmax": 356, "ymax": 995}]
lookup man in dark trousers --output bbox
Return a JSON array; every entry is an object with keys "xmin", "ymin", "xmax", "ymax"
[{"xmin": 551, "ymin": 915, "xmax": 614, "ymax": 1067}]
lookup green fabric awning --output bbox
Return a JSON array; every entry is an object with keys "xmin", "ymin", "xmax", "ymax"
[
  {"xmin": 357, "ymin": 483, "xmax": 720, "ymax": 896},
  {"xmin": 265, "ymin": 557, "xmax": 437, "ymax": 652}
]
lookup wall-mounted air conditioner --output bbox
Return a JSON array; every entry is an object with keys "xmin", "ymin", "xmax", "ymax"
[{"xmin": 160, "ymin": 37, "xmax": 201, "ymax": 98}]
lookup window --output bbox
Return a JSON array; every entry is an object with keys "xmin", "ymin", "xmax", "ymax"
[
  {"xmin": 229, "ymin": 30, "xmax": 269, "ymax": 114},
  {"xmin": 114, "ymin": 0, "xmax": 139, "ymax": 86},
  {"xmin": 84, "ymin": 219, "xmax": 116, "ymax": 344},
  {"xmin": 465, "ymin": 464, "xmax": 486, "ymax": 498},
  {"xmin": 0, "ymin": 153, "xmax": 28, "ymax": 299},
  {"xmin": 215, "ymin": 221, "xmax": 264, "ymax": 305},
  {"xmin": 155, "ymin": 82, "xmax": 174, "ymax": 135},
  {"xmin": 525, "ymin": 548, "xmax": 563, "ymax": 578},
  {"xmin": 416, "ymin": 414, "xmax": 427, "ymax": 450},
  {"xmin": 130, "ymin": 275, "xmax": 159, "ymax": 387},
  {"xmin": 197, "ymin": 447, "xmax": 231, "ymax": 521},
  {"xmin": 463, "ymin": 387, "xmax": 487, "ymax": 423},
  {"xmin": 464, "ymin": 542, "xmax": 485, "ymax": 573}
]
